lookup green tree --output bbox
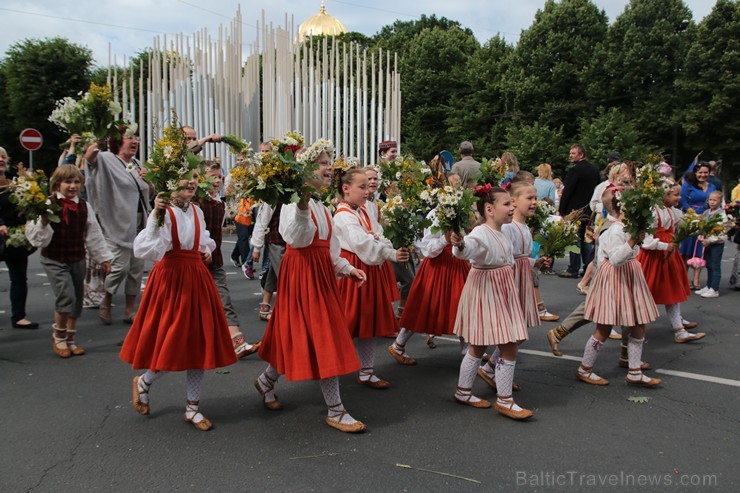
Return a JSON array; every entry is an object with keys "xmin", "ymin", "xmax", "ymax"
[
  {"xmin": 577, "ymin": 107, "xmax": 653, "ymax": 166},
  {"xmin": 399, "ymin": 26, "xmax": 480, "ymax": 160},
  {"xmin": 508, "ymin": 0, "xmax": 608, "ymax": 138},
  {"xmin": 373, "ymin": 15, "xmax": 473, "ymax": 55},
  {"xmin": 587, "ymin": 0, "xmax": 694, "ymax": 162},
  {"xmin": 504, "ymin": 120, "xmax": 567, "ymax": 176},
  {"xmin": 0, "ymin": 37, "xmax": 93, "ymax": 173},
  {"xmin": 676, "ymin": 0, "xmax": 740, "ymax": 181},
  {"xmin": 446, "ymin": 35, "xmax": 515, "ymax": 159}
]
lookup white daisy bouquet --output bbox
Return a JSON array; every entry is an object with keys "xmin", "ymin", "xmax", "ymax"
[
  {"xmin": 379, "ymin": 155, "xmax": 431, "ymax": 213},
  {"xmin": 424, "ymin": 185, "xmax": 477, "ymax": 235},
  {"xmin": 4, "ymin": 165, "xmax": 61, "ymax": 223},
  {"xmin": 7, "ymin": 225, "xmax": 33, "ymax": 250},
  {"xmin": 534, "ymin": 209, "xmax": 582, "ymax": 259},
  {"xmin": 526, "ymin": 201, "xmax": 558, "ymax": 235},
  {"xmin": 381, "ymin": 195, "xmax": 431, "ymax": 267}
]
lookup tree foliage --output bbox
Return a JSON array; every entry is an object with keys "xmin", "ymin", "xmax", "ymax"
[
  {"xmin": 577, "ymin": 107, "xmax": 653, "ymax": 166},
  {"xmin": 0, "ymin": 38, "xmax": 93, "ymax": 174}
]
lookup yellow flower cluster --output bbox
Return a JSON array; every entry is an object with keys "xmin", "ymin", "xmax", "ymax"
[{"xmin": 88, "ymin": 82, "xmax": 112, "ymax": 101}]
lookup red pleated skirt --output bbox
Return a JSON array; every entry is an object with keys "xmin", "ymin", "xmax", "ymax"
[
  {"xmin": 514, "ymin": 256, "xmax": 540, "ymax": 328},
  {"xmin": 258, "ymin": 242, "xmax": 361, "ymax": 381},
  {"xmin": 400, "ymin": 245, "xmax": 470, "ymax": 335},
  {"xmin": 637, "ymin": 229, "xmax": 690, "ymax": 305},
  {"xmin": 337, "ymin": 250, "xmax": 399, "ymax": 339},
  {"xmin": 119, "ymin": 250, "xmax": 237, "ymax": 371}
]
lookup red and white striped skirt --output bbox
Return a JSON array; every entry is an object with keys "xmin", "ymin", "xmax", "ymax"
[
  {"xmin": 584, "ymin": 258, "xmax": 659, "ymax": 327},
  {"xmin": 514, "ymin": 255, "xmax": 540, "ymax": 328},
  {"xmin": 454, "ymin": 265, "xmax": 528, "ymax": 346}
]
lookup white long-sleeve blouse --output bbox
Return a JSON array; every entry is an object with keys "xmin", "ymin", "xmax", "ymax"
[
  {"xmin": 133, "ymin": 205, "xmax": 216, "ymax": 262},
  {"xmin": 453, "ymin": 224, "xmax": 514, "ymax": 267}
]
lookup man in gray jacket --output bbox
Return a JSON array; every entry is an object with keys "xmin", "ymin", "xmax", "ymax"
[{"xmin": 451, "ymin": 141, "xmax": 481, "ymax": 189}]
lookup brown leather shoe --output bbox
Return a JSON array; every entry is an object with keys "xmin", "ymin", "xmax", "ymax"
[
  {"xmin": 454, "ymin": 387, "xmax": 492, "ymax": 408},
  {"xmin": 132, "ymin": 376, "xmax": 150, "ymax": 415},
  {"xmin": 387, "ymin": 344, "xmax": 416, "ymax": 365},
  {"xmin": 326, "ymin": 416, "xmax": 367, "ymax": 433},
  {"xmin": 625, "ymin": 371, "xmax": 661, "ymax": 388},
  {"xmin": 494, "ymin": 398, "xmax": 533, "ymax": 420},
  {"xmin": 546, "ymin": 329, "xmax": 563, "ymax": 357},
  {"xmin": 254, "ymin": 378, "xmax": 282, "ymax": 410},
  {"xmin": 185, "ymin": 400, "xmax": 213, "ymax": 431},
  {"xmin": 674, "ymin": 332, "xmax": 706, "ymax": 344},
  {"xmin": 576, "ymin": 366, "xmax": 609, "ymax": 386},
  {"xmin": 683, "ymin": 321, "xmax": 698, "ymax": 330},
  {"xmin": 357, "ymin": 370, "xmax": 390, "ymax": 389},
  {"xmin": 52, "ymin": 334, "xmax": 71, "ymax": 359}
]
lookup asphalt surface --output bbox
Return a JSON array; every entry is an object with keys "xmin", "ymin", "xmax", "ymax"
[{"xmin": 1, "ymin": 235, "xmax": 738, "ymax": 492}]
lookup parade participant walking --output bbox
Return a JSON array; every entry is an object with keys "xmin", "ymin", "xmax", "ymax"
[
  {"xmin": 25, "ymin": 165, "xmax": 112, "ymax": 358},
  {"xmin": 255, "ymin": 141, "xmax": 369, "ymax": 433},
  {"xmin": 120, "ymin": 168, "xmax": 236, "ymax": 431}
]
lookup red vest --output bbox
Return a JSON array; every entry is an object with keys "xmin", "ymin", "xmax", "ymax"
[{"xmin": 41, "ymin": 197, "xmax": 88, "ymax": 263}]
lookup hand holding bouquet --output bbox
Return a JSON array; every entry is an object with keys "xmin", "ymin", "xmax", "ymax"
[
  {"xmin": 381, "ymin": 195, "xmax": 431, "ymax": 268},
  {"xmin": 422, "ymin": 185, "xmax": 477, "ymax": 235},
  {"xmin": 4, "ymin": 165, "xmax": 61, "ymax": 223},
  {"xmin": 618, "ymin": 163, "xmax": 666, "ymax": 245}
]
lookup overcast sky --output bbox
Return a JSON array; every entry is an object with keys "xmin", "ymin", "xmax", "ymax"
[{"xmin": 0, "ymin": 0, "xmax": 717, "ymax": 66}]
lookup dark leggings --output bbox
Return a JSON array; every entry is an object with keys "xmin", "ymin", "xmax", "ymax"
[{"xmin": 4, "ymin": 248, "xmax": 30, "ymax": 323}]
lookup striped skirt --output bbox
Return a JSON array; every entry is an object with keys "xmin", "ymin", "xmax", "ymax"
[
  {"xmin": 584, "ymin": 258, "xmax": 659, "ymax": 327},
  {"xmin": 514, "ymin": 256, "xmax": 540, "ymax": 328},
  {"xmin": 454, "ymin": 265, "xmax": 528, "ymax": 346}
]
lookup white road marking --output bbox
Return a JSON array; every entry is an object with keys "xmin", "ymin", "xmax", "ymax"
[
  {"xmin": 36, "ymin": 273, "xmax": 47, "ymax": 277},
  {"xmin": 435, "ymin": 336, "xmax": 739, "ymax": 387}
]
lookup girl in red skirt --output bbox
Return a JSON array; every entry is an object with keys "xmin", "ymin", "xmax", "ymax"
[
  {"xmin": 477, "ymin": 182, "xmax": 552, "ymax": 388},
  {"xmin": 120, "ymin": 169, "xmax": 237, "ymax": 431},
  {"xmin": 451, "ymin": 185, "xmax": 532, "ymax": 420},
  {"xmin": 388, "ymin": 206, "xmax": 471, "ymax": 364},
  {"xmin": 333, "ymin": 166, "xmax": 408, "ymax": 388},
  {"xmin": 637, "ymin": 182, "xmax": 704, "ymax": 343},
  {"xmin": 580, "ymin": 188, "xmax": 661, "ymax": 387},
  {"xmin": 255, "ymin": 142, "xmax": 368, "ymax": 433}
]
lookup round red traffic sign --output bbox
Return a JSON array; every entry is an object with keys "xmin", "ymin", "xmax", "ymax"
[{"xmin": 19, "ymin": 128, "xmax": 43, "ymax": 152}]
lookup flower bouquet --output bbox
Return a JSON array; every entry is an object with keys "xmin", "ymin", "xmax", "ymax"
[
  {"xmin": 534, "ymin": 209, "xmax": 582, "ymax": 259},
  {"xmin": 270, "ymin": 131, "xmax": 305, "ymax": 155},
  {"xmin": 669, "ymin": 208, "xmax": 702, "ymax": 258},
  {"xmin": 5, "ymin": 165, "xmax": 61, "ymax": 223},
  {"xmin": 724, "ymin": 201, "xmax": 740, "ymax": 221},
  {"xmin": 143, "ymin": 112, "xmax": 202, "ymax": 226},
  {"xmin": 526, "ymin": 201, "xmax": 558, "ymax": 235},
  {"xmin": 49, "ymin": 83, "xmax": 124, "ymax": 151},
  {"xmin": 425, "ymin": 185, "xmax": 477, "ymax": 235},
  {"xmin": 618, "ymin": 163, "xmax": 666, "ymax": 245},
  {"xmin": 8, "ymin": 225, "xmax": 33, "ymax": 250},
  {"xmin": 475, "ymin": 157, "xmax": 507, "ymax": 187},
  {"xmin": 379, "ymin": 155, "xmax": 431, "ymax": 213},
  {"xmin": 221, "ymin": 135, "xmax": 252, "ymax": 160},
  {"xmin": 698, "ymin": 212, "xmax": 729, "ymax": 239},
  {"xmin": 381, "ymin": 195, "xmax": 431, "ymax": 268}
]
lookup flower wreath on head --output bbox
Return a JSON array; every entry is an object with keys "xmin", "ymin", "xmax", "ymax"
[
  {"xmin": 123, "ymin": 121, "xmax": 138, "ymax": 139},
  {"xmin": 473, "ymin": 183, "xmax": 493, "ymax": 197},
  {"xmin": 297, "ymin": 138, "xmax": 335, "ymax": 165},
  {"xmin": 334, "ymin": 156, "xmax": 360, "ymax": 171}
]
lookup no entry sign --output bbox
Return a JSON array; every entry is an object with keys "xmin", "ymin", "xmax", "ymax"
[{"xmin": 19, "ymin": 128, "xmax": 43, "ymax": 152}]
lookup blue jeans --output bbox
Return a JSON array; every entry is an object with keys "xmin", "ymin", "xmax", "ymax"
[
  {"xmin": 567, "ymin": 222, "xmax": 594, "ymax": 276},
  {"xmin": 704, "ymin": 243, "xmax": 725, "ymax": 290},
  {"xmin": 231, "ymin": 222, "xmax": 254, "ymax": 266}
]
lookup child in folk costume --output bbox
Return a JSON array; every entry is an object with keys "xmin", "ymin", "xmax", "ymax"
[
  {"xmin": 637, "ymin": 182, "xmax": 704, "ymax": 343},
  {"xmin": 333, "ymin": 166, "xmax": 408, "ymax": 387},
  {"xmin": 450, "ymin": 185, "xmax": 533, "ymax": 420},
  {"xmin": 198, "ymin": 161, "xmax": 261, "ymax": 357},
  {"xmin": 26, "ymin": 165, "xmax": 113, "ymax": 358},
  {"xmin": 579, "ymin": 188, "xmax": 661, "ymax": 387},
  {"xmin": 389, "ymin": 200, "xmax": 471, "ymax": 364},
  {"xmin": 255, "ymin": 141, "xmax": 369, "ymax": 433},
  {"xmin": 477, "ymin": 182, "xmax": 552, "ymax": 389},
  {"xmin": 120, "ymin": 168, "xmax": 237, "ymax": 431}
]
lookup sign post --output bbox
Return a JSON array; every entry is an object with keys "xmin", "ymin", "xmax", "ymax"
[{"xmin": 19, "ymin": 128, "xmax": 43, "ymax": 170}]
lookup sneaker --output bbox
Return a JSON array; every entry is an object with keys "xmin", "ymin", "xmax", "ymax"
[
  {"xmin": 242, "ymin": 264, "xmax": 255, "ymax": 280},
  {"xmin": 694, "ymin": 286, "xmax": 709, "ymax": 296},
  {"xmin": 700, "ymin": 288, "xmax": 719, "ymax": 298},
  {"xmin": 231, "ymin": 258, "xmax": 242, "ymax": 268}
]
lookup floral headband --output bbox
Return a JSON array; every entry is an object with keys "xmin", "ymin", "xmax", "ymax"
[{"xmin": 298, "ymin": 138, "xmax": 334, "ymax": 165}]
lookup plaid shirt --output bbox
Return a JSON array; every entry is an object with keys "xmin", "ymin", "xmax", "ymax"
[
  {"xmin": 198, "ymin": 197, "xmax": 225, "ymax": 269},
  {"xmin": 41, "ymin": 197, "xmax": 88, "ymax": 263},
  {"xmin": 267, "ymin": 203, "xmax": 285, "ymax": 246}
]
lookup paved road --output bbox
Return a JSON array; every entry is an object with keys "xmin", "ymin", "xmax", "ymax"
[{"xmin": 2, "ymin": 236, "xmax": 738, "ymax": 492}]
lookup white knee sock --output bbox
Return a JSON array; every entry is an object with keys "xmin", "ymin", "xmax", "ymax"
[
  {"xmin": 392, "ymin": 328, "xmax": 414, "ymax": 353},
  {"xmin": 665, "ymin": 304, "xmax": 683, "ymax": 330},
  {"xmin": 356, "ymin": 339, "xmax": 381, "ymax": 383},
  {"xmin": 481, "ymin": 347, "xmax": 501, "ymax": 378},
  {"xmin": 257, "ymin": 365, "xmax": 280, "ymax": 403},
  {"xmin": 495, "ymin": 359, "xmax": 523, "ymax": 411},
  {"xmin": 185, "ymin": 370, "xmax": 206, "ymax": 423},
  {"xmin": 455, "ymin": 354, "xmax": 485, "ymax": 404},
  {"xmin": 581, "ymin": 335, "xmax": 604, "ymax": 369},
  {"xmin": 138, "ymin": 370, "xmax": 167, "ymax": 405},
  {"xmin": 627, "ymin": 337, "xmax": 645, "ymax": 371},
  {"xmin": 320, "ymin": 377, "xmax": 357, "ymax": 425}
]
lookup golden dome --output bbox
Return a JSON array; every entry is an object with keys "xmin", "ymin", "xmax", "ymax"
[{"xmin": 298, "ymin": 1, "xmax": 347, "ymax": 42}]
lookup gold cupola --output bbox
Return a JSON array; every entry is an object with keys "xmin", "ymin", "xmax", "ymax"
[{"xmin": 298, "ymin": 1, "xmax": 347, "ymax": 42}]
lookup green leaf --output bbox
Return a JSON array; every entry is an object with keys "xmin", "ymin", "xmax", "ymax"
[
  {"xmin": 627, "ymin": 396, "xmax": 651, "ymax": 404},
  {"xmin": 564, "ymin": 245, "xmax": 581, "ymax": 254}
]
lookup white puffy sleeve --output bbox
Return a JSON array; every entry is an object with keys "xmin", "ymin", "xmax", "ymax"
[
  {"xmin": 602, "ymin": 224, "xmax": 636, "ymax": 267},
  {"xmin": 24, "ymin": 219, "xmax": 53, "ymax": 248},
  {"xmin": 84, "ymin": 202, "xmax": 114, "ymax": 263},
  {"xmin": 194, "ymin": 206, "xmax": 217, "ymax": 254},
  {"xmin": 590, "ymin": 181, "xmax": 607, "ymax": 216},
  {"xmin": 279, "ymin": 203, "xmax": 316, "ymax": 248},
  {"xmin": 420, "ymin": 209, "xmax": 448, "ymax": 259},
  {"xmin": 453, "ymin": 226, "xmax": 488, "ymax": 263},
  {"xmin": 334, "ymin": 211, "xmax": 396, "ymax": 265},
  {"xmin": 330, "ymin": 232, "xmax": 354, "ymax": 277},
  {"xmin": 250, "ymin": 203, "xmax": 273, "ymax": 250},
  {"xmin": 134, "ymin": 211, "xmax": 173, "ymax": 262}
]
